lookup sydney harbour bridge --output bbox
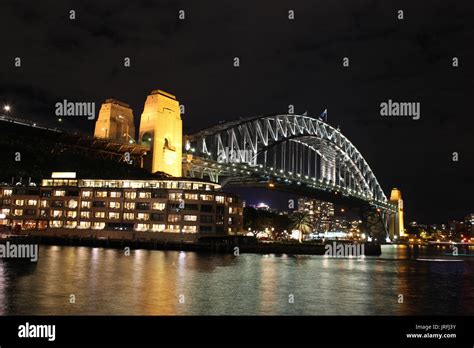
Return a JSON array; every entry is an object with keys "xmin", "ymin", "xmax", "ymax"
[{"xmin": 183, "ymin": 113, "xmax": 399, "ymax": 241}]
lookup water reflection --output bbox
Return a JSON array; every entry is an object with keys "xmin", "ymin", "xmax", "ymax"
[{"xmin": 0, "ymin": 245, "xmax": 472, "ymax": 315}]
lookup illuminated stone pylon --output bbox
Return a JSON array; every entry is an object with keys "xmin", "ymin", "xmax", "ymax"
[
  {"xmin": 138, "ymin": 90, "xmax": 182, "ymax": 177},
  {"xmin": 94, "ymin": 99, "xmax": 135, "ymax": 143},
  {"xmin": 389, "ymin": 188, "xmax": 405, "ymax": 239}
]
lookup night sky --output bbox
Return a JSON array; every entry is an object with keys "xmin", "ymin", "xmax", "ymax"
[{"xmin": 1, "ymin": 0, "xmax": 473, "ymax": 224}]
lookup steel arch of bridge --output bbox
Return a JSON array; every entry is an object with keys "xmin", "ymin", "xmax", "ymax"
[{"xmin": 185, "ymin": 114, "xmax": 396, "ymax": 213}]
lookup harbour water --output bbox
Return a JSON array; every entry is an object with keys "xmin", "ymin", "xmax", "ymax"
[{"xmin": 0, "ymin": 245, "xmax": 472, "ymax": 315}]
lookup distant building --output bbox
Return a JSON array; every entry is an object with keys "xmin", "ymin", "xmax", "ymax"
[
  {"xmin": 447, "ymin": 219, "xmax": 464, "ymax": 239},
  {"xmin": 465, "ymin": 213, "xmax": 474, "ymax": 237},
  {"xmin": 297, "ymin": 198, "xmax": 334, "ymax": 232}
]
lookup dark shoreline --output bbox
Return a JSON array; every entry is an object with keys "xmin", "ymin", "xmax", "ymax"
[{"xmin": 1, "ymin": 235, "xmax": 382, "ymax": 256}]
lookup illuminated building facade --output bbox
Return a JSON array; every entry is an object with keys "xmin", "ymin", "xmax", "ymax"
[
  {"xmin": 94, "ymin": 99, "xmax": 136, "ymax": 143},
  {"xmin": 297, "ymin": 198, "xmax": 334, "ymax": 232},
  {"xmin": 0, "ymin": 173, "xmax": 243, "ymax": 241},
  {"xmin": 465, "ymin": 213, "xmax": 474, "ymax": 237}
]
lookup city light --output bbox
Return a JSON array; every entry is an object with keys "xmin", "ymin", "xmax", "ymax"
[{"xmin": 3, "ymin": 105, "xmax": 11, "ymax": 112}]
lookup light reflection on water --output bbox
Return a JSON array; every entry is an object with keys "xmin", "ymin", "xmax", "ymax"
[{"xmin": 0, "ymin": 244, "xmax": 472, "ymax": 315}]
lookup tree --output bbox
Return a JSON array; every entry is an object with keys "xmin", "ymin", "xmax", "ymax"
[
  {"xmin": 290, "ymin": 212, "xmax": 313, "ymax": 242},
  {"xmin": 243, "ymin": 207, "xmax": 291, "ymax": 240}
]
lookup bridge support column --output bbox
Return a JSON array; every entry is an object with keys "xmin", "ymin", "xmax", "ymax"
[
  {"xmin": 389, "ymin": 188, "xmax": 405, "ymax": 240},
  {"xmin": 138, "ymin": 90, "xmax": 182, "ymax": 177},
  {"xmin": 359, "ymin": 206, "xmax": 389, "ymax": 242}
]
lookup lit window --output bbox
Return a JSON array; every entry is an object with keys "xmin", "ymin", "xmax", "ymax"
[
  {"xmin": 200, "ymin": 194, "xmax": 213, "ymax": 201},
  {"xmin": 66, "ymin": 211, "xmax": 77, "ymax": 218},
  {"xmin": 151, "ymin": 224, "xmax": 165, "ymax": 232},
  {"xmin": 13, "ymin": 209, "xmax": 23, "ymax": 216},
  {"xmin": 137, "ymin": 213, "xmax": 149, "ymax": 221},
  {"xmin": 183, "ymin": 215, "xmax": 197, "ymax": 222},
  {"xmin": 124, "ymin": 213, "xmax": 134, "ymax": 220},
  {"xmin": 108, "ymin": 212, "xmax": 120, "ymax": 220},
  {"xmin": 80, "ymin": 211, "xmax": 90, "ymax": 219},
  {"xmin": 54, "ymin": 190, "xmax": 66, "ymax": 197},
  {"xmin": 50, "ymin": 220, "xmax": 63, "ymax": 228},
  {"xmin": 215, "ymin": 196, "xmax": 225, "ymax": 204},
  {"xmin": 167, "ymin": 224, "xmax": 180, "ymax": 232},
  {"xmin": 67, "ymin": 199, "xmax": 78, "ymax": 208},
  {"xmin": 124, "ymin": 202, "xmax": 135, "ymax": 210},
  {"xmin": 82, "ymin": 191, "xmax": 93, "ymax": 198},
  {"xmin": 168, "ymin": 214, "xmax": 181, "ymax": 222},
  {"xmin": 94, "ymin": 212, "xmax": 106, "ymax": 218},
  {"xmin": 125, "ymin": 191, "xmax": 137, "ymax": 199},
  {"xmin": 78, "ymin": 221, "xmax": 91, "ymax": 229},
  {"xmin": 135, "ymin": 223, "xmax": 149, "ymax": 231},
  {"xmin": 152, "ymin": 202, "xmax": 166, "ymax": 211},
  {"xmin": 81, "ymin": 201, "xmax": 91, "ymax": 209},
  {"xmin": 182, "ymin": 225, "xmax": 197, "ymax": 233},
  {"xmin": 2, "ymin": 189, "xmax": 12, "ymax": 197},
  {"xmin": 227, "ymin": 197, "xmax": 233, "ymax": 203},
  {"xmin": 169, "ymin": 192, "xmax": 183, "ymax": 201},
  {"xmin": 109, "ymin": 201, "xmax": 121, "ymax": 209},
  {"xmin": 92, "ymin": 222, "xmax": 105, "ymax": 230},
  {"xmin": 110, "ymin": 191, "xmax": 122, "ymax": 198},
  {"xmin": 27, "ymin": 199, "xmax": 38, "ymax": 206},
  {"xmin": 51, "ymin": 210, "xmax": 63, "ymax": 218},
  {"xmin": 15, "ymin": 200, "xmax": 24, "ymax": 206},
  {"xmin": 138, "ymin": 191, "xmax": 151, "ymax": 199},
  {"xmin": 185, "ymin": 193, "xmax": 198, "ymax": 200},
  {"xmin": 40, "ymin": 200, "xmax": 49, "ymax": 208},
  {"xmin": 65, "ymin": 221, "xmax": 77, "ymax": 229},
  {"xmin": 95, "ymin": 191, "xmax": 107, "ymax": 198}
]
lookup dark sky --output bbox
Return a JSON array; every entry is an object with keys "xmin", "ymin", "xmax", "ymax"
[{"xmin": 0, "ymin": 0, "xmax": 473, "ymax": 224}]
